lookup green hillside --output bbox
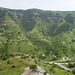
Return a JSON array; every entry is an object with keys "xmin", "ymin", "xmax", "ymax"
[{"xmin": 0, "ymin": 7, "xmax": 75, "ymax": 60}]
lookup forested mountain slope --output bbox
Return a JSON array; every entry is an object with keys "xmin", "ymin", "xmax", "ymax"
[{"xmin": 0, "ymin": 7, "xmax": 75, "ymax": 60}]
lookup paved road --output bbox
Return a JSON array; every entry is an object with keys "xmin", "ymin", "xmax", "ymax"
[
  {"xmin": 43, "ymin": 61, "xmax": 72, "ymax": 71},
  {"xmin": 54, "ymin": 63, "xmax": 72, "ymax": 71}
]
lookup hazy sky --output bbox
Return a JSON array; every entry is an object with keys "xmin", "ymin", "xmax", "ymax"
[{"xmin": 0, "ymin": 0, "xmax": 75, "ymax": 11}]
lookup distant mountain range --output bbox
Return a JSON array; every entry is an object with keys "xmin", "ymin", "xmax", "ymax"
[{"xmin": 0, "ymin": 7, "xmax": 75, "ymax": 60}]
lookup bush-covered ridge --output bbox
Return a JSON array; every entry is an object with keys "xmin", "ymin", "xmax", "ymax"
[{"xmin": 0, "ymin": 7, "xmax": 75, "ymax": 60}]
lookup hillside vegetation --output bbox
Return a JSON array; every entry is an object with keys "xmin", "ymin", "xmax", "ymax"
[
  {"xmin": 0, "ymin": 7, "xmax": 75, "ymax": 60},
  {"xmin": 0, "ymin": 56, "xmax": 74, "ymax": 75}
]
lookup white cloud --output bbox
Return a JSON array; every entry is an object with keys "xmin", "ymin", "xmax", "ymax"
[{"xmin": 0, "ymin": 0, "xmax": 75, "ymax": 11}]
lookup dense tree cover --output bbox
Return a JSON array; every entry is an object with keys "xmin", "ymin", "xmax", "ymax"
[
  {"xmin": 22, "ymin": 10, "xmax": 36, "ymax": 31},
  {"xmin": 64, "ymin": 14, "xmax": 74, "ymax": 24},
  {"xmin": 56, "ymin": 22, "xmax": 70, "ymax": 35}
]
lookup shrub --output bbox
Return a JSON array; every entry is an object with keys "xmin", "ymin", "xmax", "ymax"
[
  {"xmin": 21, "ymin": 55, "xmax": 29, "ymax": 59},
  {"xmin": 2, "ymin": 56, "xmax": 8, "ymax": 60},
  {"xmin": 73, "ymin": 63, "xmax": 75, "ymax": 67},
  {"xmin": 0, "ymin": 68, "xmax": 2, "ymax": 71},
  {"xmin": 11, "ymin": 65, "xmax": 16, "ymax": 68},
  {"xmin": 31, "ymin": 55, "xmax": 35, "ymax": 59},
  {"xmin": 30, "ymin": 64, "xmax": 37, "ymax": 69},
  {"xmin": 67, "ymin": 60, "xmax": 69, "ymax": 63},
  {"xmin": 68, "ymin": 63, "xmax": 72, "ymax": 68},
  {"xmin": 72, "ymin": 69, "xmax": 75, "ymax": 74},
  {"xmin": 50, "ymin": 67, "xmax": 53, "ymax": 71},
  {"xmin": 7, "ymin": 60, "xmax": 10, "ymax": 64},
  {"xmin": 10, "ymin": 54, "xmax": 15, "ymax": 57},
  {"xmin": 35, "ymin": 59, "xmax": 38, "ymax": 64},
  {"xmin": 51, "ymin": 57, "xmax": 57, "ymax": 61},
  {"xmin": 44, "ymin": 72, "xmax": 47, "ymax": 75}
]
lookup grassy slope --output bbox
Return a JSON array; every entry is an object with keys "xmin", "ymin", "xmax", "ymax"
[
  {"xmin": 0, "ymin": 56, "xmax": 73, "ymax": 75},
  {"xmin": 0, "ymin": 7, "xmax": 75, "ymax": 60},
  {"xmin": 0, "ymin": 9, "xmax": 35, "ymax": 55},
  {"xmin": 0, "ymin": 56, "xmax": 36, "ymax": 75}
]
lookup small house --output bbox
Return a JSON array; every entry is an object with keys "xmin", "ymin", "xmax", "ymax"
[{"xmin": 63, "ymin": 57, "xmax": 69, "ymax": 61}]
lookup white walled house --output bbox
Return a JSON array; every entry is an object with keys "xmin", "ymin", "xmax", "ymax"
[{"xmin": 63, "ymin": 57, "xmax": 70, "ymax": 61}]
